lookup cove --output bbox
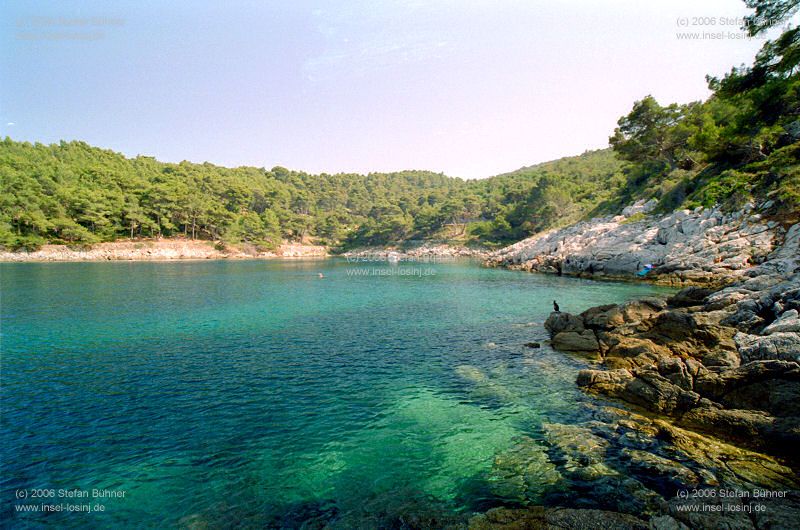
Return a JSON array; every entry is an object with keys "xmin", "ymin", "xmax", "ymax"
[{"xmin": 0, "ymin": 259, "xmax": 675, "ymax": 528}]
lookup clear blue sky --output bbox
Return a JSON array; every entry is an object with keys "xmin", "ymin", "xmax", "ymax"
[{"xmin": 0, "ymin": 0, "xmax": 778, "ymax": 178}]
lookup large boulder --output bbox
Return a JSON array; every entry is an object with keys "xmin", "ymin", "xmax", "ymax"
[
  {"xmin": 605, "ymin": 337, "xmax": 672, "ymax": 365},
  {"xmin": 622, "ymin": 448, "xmax": 700, "ymax": 490},
  {"xmin": 676, "ymin": 406, "xmax": 800, "ymax": 453},
  {"xmin": 763, "ymin": 309, "xmax": 800, "ymax": 334},
  {"xmin": 679, "ymin": 406, "xmax": 771, "ymax": 440},
  {"xmin": 622, "ymin": 370, "xmax": 709, "ymax": 414},
  {"xmin": 694, "ymin": 360, "xmax": 800, "ymax": 416},
  {"xmin": 704, "ymin": 289, "xmax": 747, "ymax": 311},
  {"xmin": 667, "ymin": 287, "xmax": 716, "ymax": 308},
  {"xmin": 721, "ymin": 299, "xmax": 768, "ymax": 333},
  {"xmin": 646, "ymin": 309, "xmax": 738, "ymax": 361},
  {"xmin": 581, "ymin": 299, "xmax": 665, "ymax": 330},
  {"xmin": 580, "ymin": 304, "xmax": 619, "ymax": 329},
  {"xmin": 577, "ymin": 368, "xmax": 634, "ymax": 389},
  {"xmin": 648, "ymin": 311, "xmax": 697, "ymax": 341},
  {"xmin": 656, "ymin": 357, "xmax": 699, "ymax": 390},
  {"xmin": 544, "ymin": 311, "xmax": 585, "ymax": 336},
  {"xmin": 552, "ymin": 330, "xmax": 600, "ymax": 353},
  {"xmin": 735, "ymin": 332, "xmax": 800, "ymax": 363},
  {"xmin": 578, "ymin": 368, "xmax": 709, "ymax": 414}
]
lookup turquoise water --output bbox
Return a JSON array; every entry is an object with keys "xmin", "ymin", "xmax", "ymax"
[{"xmin": 0, "ymin": 259, "xmax": 674, "ymax": 528}]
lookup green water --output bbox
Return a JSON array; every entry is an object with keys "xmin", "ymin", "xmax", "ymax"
[{"xmin": 0, "ymin": 259, "xmax": 674, "ymax": 528}]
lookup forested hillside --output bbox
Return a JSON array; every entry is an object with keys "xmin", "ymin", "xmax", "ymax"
[
  {"xmin": 606, "ymin": 1, "xmax": 800, "ymax": 218},
  {"xmin": 464, "ymin": 149, "xmax": 627, "ymax": 242},
  {"xmin": 1, "ymin": 0, "xmax": 797, "ymax": 251},
  {"xmin": 0, "ymin": 138, "xmax": 626, "ymax": 251}
]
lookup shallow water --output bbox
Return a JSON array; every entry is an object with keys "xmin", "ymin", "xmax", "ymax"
[{"xmin": 0, "ymin": 259, "xmax": 674, "ymax": 528}]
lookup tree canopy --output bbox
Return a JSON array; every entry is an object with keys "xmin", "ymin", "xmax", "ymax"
[
  {"xmin": 609, "ymin": 0, "xmax": 800, "ymax": 213},
  {"xmin": 0, "ymin": 138, "xmax": 629, "ymax": 250}
]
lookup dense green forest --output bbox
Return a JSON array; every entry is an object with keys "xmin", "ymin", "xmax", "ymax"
[
  {"xmin": 0, "ymin": 139, "xmax": 627, "ymax": 250},
  {"xmin": 1, "ymin": 0, "xmax": 797, "ymax": 251}
]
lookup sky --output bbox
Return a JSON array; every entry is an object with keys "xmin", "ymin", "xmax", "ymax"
[{"xmin": 0, "ymin": 0, "xmax": 784, "ymax": 178}]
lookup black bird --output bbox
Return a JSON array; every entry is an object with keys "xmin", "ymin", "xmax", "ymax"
[{"xmin": 553, "ymin": 300, "xmax": 560, "ymax": 312}]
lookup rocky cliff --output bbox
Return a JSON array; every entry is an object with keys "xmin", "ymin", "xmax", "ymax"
[{"xmin": 487, "ymin": 200, "xmax": 784, "ymax": 288}]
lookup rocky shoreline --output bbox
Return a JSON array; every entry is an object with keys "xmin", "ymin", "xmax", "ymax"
[
  {"xmin": 0, "ymin": 239, "xmax": 488, "ymax": 263},
  {"xmin": 541, "ymin": 219, "xmax": 799, "ymax": 455},
  {"xmin": 481, "ymin": 213, "xmax": 799, "ymax": 527},
  {"xmin": 487, "ymin": 200, "xmax": 784, "ymax": 288},
  {"xmin": 340, "ymin": 243, "xmax": 490, "ymax": 261},
  {"xmin": 0, "ymin": 239, "xmax": 328, "ymax": 262}
]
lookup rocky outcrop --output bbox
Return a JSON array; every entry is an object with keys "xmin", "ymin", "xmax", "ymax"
[
  {"xmin": 544, "ymin": 312, "xmax": 601, "ymax": 354},
  {"xmin": 342, "ymin": 243, "xmax": 488, "ymax": 262},
  {"xmin": 487, "ymin": 202, "xmax": 782, "ymax": 287},
  {"xmin": 482, "ymin": 212, "xmax": 799, "ymax": 529},
  {"xmin": 544, "ymin": 222, "xmax": 800, "ymax": 458},
  {"xmin": 735, "ymin": 332, "xmax": 800, "ymax": 363},
  {"xmin": 552, "ymin": 330, "xmax": 601, "ymax": 353}
]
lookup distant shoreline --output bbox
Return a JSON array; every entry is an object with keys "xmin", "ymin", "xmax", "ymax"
[
  {"xmin": 0, "ymin": 239, "xmax": 328, "ymax": 263},
  {"xmin": 0, "ymin": 239, "xmax": 493, "ymax": 263}
]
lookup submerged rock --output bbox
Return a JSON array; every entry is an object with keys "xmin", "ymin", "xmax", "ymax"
[
  {"xmin": 455, "ymin": 365, "xmax": 488, "ymax": 384},
  {"xmin": 543, "ymin": 423, "xmax": 609, "ymax": 478},
  {"xmin": 621, "ymin": 449, "xmax": 700, "ymax": 490},
  {"xmin": 267, "ymin": 499, "xmax": 339, "ymax": 529},
  {"xmin": 649, "ymin": 515, "xmax": 691, "ymax": 530},
  {"xmin": 590, "ymin": 406, "xmax": 799, "ymax": 492},
  {"xmin": 454, "ymin": 365, "xmax": 517, "ymax": 404},
  {"xmin": 469, "ymin": 506, "xmax": 648, "ymax": 530},
  {"xmin": 489, "ymin": 436, "xmax": 562, "ymax": 503},
  {"xmin": 329, "ymin": 489, "xmax": 468, "ymax": 529},
  {"xmin": 476, "ymin": 403, "xmax": 798, "ymax": 529}
]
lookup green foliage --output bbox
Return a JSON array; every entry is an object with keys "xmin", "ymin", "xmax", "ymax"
[
  {"xmin": 621, "ymin": 212, "xmax": 647, "ymax": 224},
  {"xmin": 0, "ymin": 138, "xmax": 469, "ymax": 249},
  {"xmin": 610, "ymin": 0, "xmax": 800, "ymax": 215},
  {"xmin": 744, "ymin": 0, "xmax": 800, "ymax": 35},
  {"xmin": 0, "ymin": 136, "xmax": 630, "ymax": 250},
  {"xmin": 610, "ymin": 96, "xmax": 692, "ymax": 170},
  {"xmin": 461, "ymin": 149, "xmax": 628, "ymax": 243},
  {"xmin": 693, "ymin": 170, "xmax": 755, "ymax": 209}
]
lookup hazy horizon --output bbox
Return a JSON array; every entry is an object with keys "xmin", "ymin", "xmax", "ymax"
[{"xmin": 1, "ymin": 0, "xmax": 786, "ymax": 179}]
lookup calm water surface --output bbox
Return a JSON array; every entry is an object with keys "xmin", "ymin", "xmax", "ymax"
[{"xmin": 0, "ymin": 259, "xmax": 674, "ymax": 528}]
